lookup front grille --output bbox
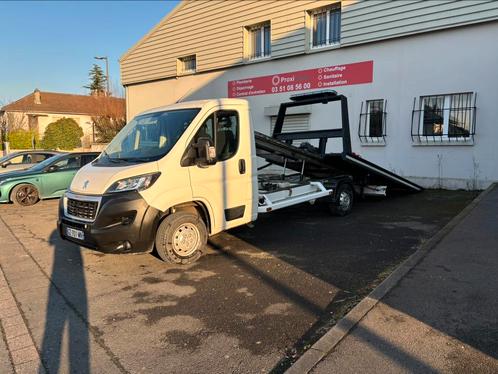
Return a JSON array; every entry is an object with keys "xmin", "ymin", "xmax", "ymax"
[{"xmin": 67, "ymin": 198, "xmax": 98, "ymax": 220}]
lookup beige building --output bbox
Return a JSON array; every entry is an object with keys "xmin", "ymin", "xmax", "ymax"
[
  {"xmin": 120, "ymin": 0, "xmax": 498, "ymax": 189},
  {"xmin": 1, "ymin": 89, "xmax": 125, "ymax": 147}
]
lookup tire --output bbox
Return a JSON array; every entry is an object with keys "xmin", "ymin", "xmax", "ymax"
[
  {"xmin": 329, "ymin": 183, "xmax": 354, "ymax": 216},
  {"xmin": 11, "ymin": 184, "xmax": 40, "ymax": 206},
  {"xmin": 155, "ymin": 211, "xmax": 207, "ymax": 264}
]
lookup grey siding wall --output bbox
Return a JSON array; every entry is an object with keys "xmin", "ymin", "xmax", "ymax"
[
  {"xmin": 121, "ymin": 0, "xmax": 498, "ymax": 85},
  {"xmin": 342, "ymin": 0, "xmax": 498, "ymax": 45}
]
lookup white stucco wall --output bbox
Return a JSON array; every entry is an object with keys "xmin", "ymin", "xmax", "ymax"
[{"xmin": 126, "ymin": 22, "xmax": 498, "ymax": 190}]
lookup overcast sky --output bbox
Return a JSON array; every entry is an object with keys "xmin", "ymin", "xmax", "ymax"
[{"xmin": 0, "ymin": 0, "xmax": 179, "ymax": 102}]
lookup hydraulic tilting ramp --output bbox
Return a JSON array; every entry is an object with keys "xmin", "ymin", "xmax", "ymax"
[
  {"xmin": 254, "ymin": 91, "xmax": 423, "ymax": 193},
  {"xmin": 255, "ymin": 131, "xmax": 423, "ymax": 192}
]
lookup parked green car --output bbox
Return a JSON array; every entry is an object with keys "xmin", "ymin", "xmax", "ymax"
[{"xmin": 0, "ymin": 152, "xmax": 100, "ymax": 206}]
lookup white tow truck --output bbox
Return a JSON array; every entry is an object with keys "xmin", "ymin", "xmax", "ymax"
[{"xmin": 58, "ymin": 91, "xmax": 421, "ymax": 264}]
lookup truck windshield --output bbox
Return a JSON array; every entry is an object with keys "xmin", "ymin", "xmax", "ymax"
[{"xmin": 100, "ymin": 108, "xmax": 201, "ymax": 163}]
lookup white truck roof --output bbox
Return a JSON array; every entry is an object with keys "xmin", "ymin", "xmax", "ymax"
[{"xmin": 138, "ymin": 98, "xmax": 249, "ymax": 117}]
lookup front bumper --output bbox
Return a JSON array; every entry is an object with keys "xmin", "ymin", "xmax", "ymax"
[{"xmin": 58, "ymin": 190, "xmax": 160, "ymax": 253}]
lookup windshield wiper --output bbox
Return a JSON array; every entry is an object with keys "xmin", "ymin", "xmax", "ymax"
[
  {"xmin": 101, "ymin": 150, "xmax": 125, "ymax": 164},
  {"xmin": 118, "ymin": 157, "xmax": 154, "ymax": 163}
]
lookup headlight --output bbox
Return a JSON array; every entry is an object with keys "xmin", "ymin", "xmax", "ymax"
[{"xmin": 106, "ymin": 172, "xmax": 161, "ymax": 194}]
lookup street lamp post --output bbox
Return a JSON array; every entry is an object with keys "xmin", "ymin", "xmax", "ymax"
[{"xmin": 94, "ymin": 56, "xmax": 110, "ymax": 96}]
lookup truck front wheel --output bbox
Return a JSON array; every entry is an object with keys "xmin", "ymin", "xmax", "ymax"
[{"xmin": 155, "ymin": 211, "xmax": 207, "ymax": 264}]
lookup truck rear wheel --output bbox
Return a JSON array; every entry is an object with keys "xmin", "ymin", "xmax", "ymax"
[
  {"xmin": 155, "ymin": 211, "xmax": 207, "ymax": 264},
  {"xmin": 329, "ymin": 183, "xmax": 354, "ymax": 216}
]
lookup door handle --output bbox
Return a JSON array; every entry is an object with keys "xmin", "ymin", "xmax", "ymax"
[{"xmin": 238, "ymin": 159, "xmax": 246, "ymax": 174}]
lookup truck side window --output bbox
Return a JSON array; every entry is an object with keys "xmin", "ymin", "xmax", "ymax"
[
  {"xmin": 215, "ymin": 111, "xmax": 239, "ymax": 161},
  {"xmin": 182, "ymin": 110, "xmax": 239, "ymax": 166},
  {"xmin": 195, "ymin": 115, "xmax": 215, "ymax": 144}
]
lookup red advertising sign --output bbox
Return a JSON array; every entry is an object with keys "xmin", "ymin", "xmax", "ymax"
[{"xmin": 228, "ymin": 60, "xmax": 373, "ymax": 98}]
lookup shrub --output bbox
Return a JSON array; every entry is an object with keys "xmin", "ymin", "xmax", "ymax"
[
  {"xmin": 41, "ymin": 118, "xmax": 83, "ymax": 150},
  {"xmin": 7, "ymin": 130, "xmax": 39, "ymax": 149}
]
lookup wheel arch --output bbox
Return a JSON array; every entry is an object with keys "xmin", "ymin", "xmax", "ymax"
[
  {"xmin": 161, "ymin": 200, "xmax": 213, "ymax": 234},
  {"xmin": 328, "ymin": 175, "xmax": 354, "ymax": 202}
]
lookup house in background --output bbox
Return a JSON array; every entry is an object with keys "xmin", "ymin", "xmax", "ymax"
[{"xmin": 1, "ymin": 89, "xmax": 125, "ymax": 147}]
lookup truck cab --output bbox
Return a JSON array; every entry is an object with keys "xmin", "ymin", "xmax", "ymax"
[{"xmin": 58, "ymin": 99, "xmax": 258, "ymax": 264}]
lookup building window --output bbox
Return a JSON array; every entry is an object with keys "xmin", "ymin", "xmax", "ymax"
[
  {"xmin": 309, "ymin": 4, "xmax": 341, "ymax": 48},
  {"xmin": 411, "ymin": 92, "xmax": 476, "ymax": 143},
  {"xmin": 359, "ymin": 99, "xmax": 386, "ymax": 144},
  {"xmin": 177, "ymin": 55, "xmax": 196, "ymax": 75},
  {"xmin": 246, "ymin": 22, "xmax": 271, "ymax": 60}
]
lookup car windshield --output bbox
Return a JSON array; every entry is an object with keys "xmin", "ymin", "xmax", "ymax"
[
  {"xmin": 28, "ymin": 154, "xmax": 62, "ymax": 171},
  {"xmin": 99, "ymin": 108, "xmax": 201, "ymax": 164}
]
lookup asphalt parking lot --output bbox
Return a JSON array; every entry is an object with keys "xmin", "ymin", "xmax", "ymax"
[{"xmin": 0, "ymin": 190, "xmax": 475, "ymax": 373}]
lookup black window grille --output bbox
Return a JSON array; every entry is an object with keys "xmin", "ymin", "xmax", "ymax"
[
  {"xmin": 248, "ymin": 22, "xmax": 271, "ymax": 60},
  {"xmin": 358, "ymin": 99, "xmax": 387, "ymax": 144},
  {"xmin": 311, "ymin": 5, "xmax": 341, "ymax": 48},
  {"xmin": 178, "ymin": 55, "xmax": 196, "ymax": 74},
  {"xmin": 411, "ymin": 93, "xmax": 476, "ymax": 143}
]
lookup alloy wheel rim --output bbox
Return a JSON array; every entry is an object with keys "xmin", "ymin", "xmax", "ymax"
[{"xmin": 17, "ymin": 186, "xmax": 38, "ymax": 206}]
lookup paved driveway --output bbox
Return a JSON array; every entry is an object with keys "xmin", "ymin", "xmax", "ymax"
[{"xmin": 0, "ymin": 191, "xmax": 474, "ymax": 373}]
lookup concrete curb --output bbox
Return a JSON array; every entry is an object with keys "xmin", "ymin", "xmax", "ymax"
[{"xmin": 286, "ymin": 184, "xmax": 496, "ymax": 374}]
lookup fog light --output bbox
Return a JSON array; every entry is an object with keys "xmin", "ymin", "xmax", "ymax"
[
  {"xmin": 121, "ymin": 213, "xmax": 136, "ymax": 225},
  {"xmin": 116, "ymin": 241, "xmax": 131, "ymax": 251},
  {"xmin": 121, "ymin": 216, "xmax": 132, "ymax": 225}
]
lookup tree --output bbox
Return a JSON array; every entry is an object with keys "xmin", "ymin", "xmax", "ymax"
[
  {"xmin": 91, "ymin": 97, "xmax": 126, "ymax": 143},
  {"xmin": 41, "ymin": 118, "xmax": 83, "ymax": 150},
  {"xmin": 84, "ymin": 64, "xmax": 107, "ymax": 95},
  {"xmin": 1, "ymin": 99, "xmax": 28, "ymax": 144}
]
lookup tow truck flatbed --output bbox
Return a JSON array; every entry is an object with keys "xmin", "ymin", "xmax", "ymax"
[{"xmin": 254, "ymin": 91, "xmax": 423, "ymax": 193}]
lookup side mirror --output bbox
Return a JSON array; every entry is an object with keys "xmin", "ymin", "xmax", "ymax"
[
  {"xmin": 194, "ymin": 137, "xmax": 217, "ymax": 167},
  {"xmin": 47, "ymin": 164, "xmax": 59, "ymax": 172},
  {"xmin": 1, "ymin": 161, "xmax": 10, "ymax": 168}
]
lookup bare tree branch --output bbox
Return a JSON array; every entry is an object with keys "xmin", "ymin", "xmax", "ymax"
[
  {"xmin": 1, "ymin": 99, "xmax": 28, "ymax": 142},
  {"xmin": 91, "ymin": 97, "xmax": 126, "ymax": 143}
]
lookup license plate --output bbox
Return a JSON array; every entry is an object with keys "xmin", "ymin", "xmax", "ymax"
[{"xmin": 66, "ymin": 227, "xmax": 84, "ymax": 240}]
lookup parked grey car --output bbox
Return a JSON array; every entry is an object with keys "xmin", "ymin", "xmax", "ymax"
[{"xmin": 0, "ymin": 150, "xmax": 60, "ymax": 174}]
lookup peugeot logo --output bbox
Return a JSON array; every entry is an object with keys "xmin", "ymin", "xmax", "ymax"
[{"xmin": 82, "ymin": 180, "xmax": 89, "ymax": 190}]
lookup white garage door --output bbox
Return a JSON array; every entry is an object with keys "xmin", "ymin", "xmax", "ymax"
[
  {"xmin": 270, "ymin": 114, "xmax": 310, "ymax": 134},
  {"xmin": 270, "ymin": 114, "xmax": 310, "ymax": 146}
]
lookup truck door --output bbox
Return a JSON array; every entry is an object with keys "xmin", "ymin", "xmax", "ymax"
[{"xmin": 186, "ymin": 109, "xmax": 253, "ymax": 232}]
